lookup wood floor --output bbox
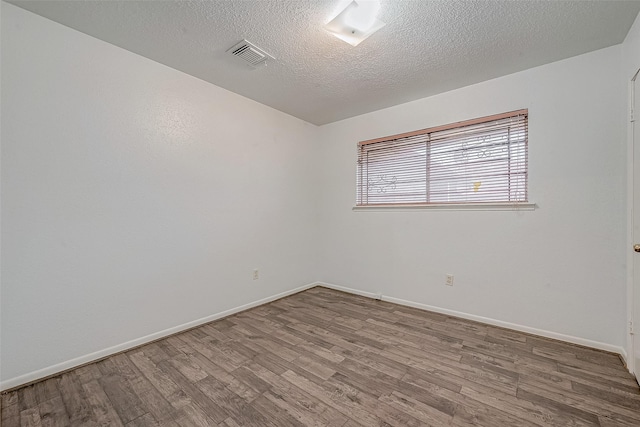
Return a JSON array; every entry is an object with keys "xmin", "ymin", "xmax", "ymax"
[{"xmin": 2, "ymin": 287, "xmax": 640, "ymax": 426}]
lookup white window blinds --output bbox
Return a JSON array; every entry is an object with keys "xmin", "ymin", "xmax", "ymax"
[{"xmin": 356, "ymin": 110, "xmax": 528, "ymax": 206}]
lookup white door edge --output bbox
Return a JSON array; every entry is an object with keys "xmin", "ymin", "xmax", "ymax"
[{"xmin": 630, "ymin": 67, "xmax": 640, "ymax": 377}]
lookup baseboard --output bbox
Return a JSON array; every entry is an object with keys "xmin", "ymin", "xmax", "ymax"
[
  {"xmin": 317, "ymin": 281, "xmax": 627, "ymax": 357},
  {"xmin": 0, "ymin": 282, "xmax": 317, "ymax": 392},
  {"xmin": 315, "ymin": 282, "xmax": 381, "ymax": 300},
  {"xmin": 2, "ymin": 280, "xmax": 629, "ymax": 391},
  {"xmin": 619, "ymin": 346, "xmax": 629, "ymax": 369}
]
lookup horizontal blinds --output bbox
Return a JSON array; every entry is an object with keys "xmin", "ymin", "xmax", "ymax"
[{"xmin": 357, "ymin": 110, "xmax": 528, "ymax": 206}]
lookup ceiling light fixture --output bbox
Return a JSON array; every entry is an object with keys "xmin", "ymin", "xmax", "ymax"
[{"xmin": 324, "ymin": 0, "xmax": 385, "ymax": 46}]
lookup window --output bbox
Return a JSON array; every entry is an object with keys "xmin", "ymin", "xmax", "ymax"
[{"xmin": 356, "ymin": 110, "xmax": 528, "ymax": 207}]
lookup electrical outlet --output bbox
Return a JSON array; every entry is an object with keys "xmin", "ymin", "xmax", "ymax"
[
  {"xmin": 253, "ymin": 269, "xmax": 259, "ymax": 280},
  {"xmin": 445, "ymin": 274, "xmax": 454, "ymax": 286}
]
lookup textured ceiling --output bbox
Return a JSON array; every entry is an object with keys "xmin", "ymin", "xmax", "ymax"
[{"xmin": 7, "ymin": 0, "xmax": 640, "ymax": 125}]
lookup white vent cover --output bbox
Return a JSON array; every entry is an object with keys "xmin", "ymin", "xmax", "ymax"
[{"xmin": 226, "ymin": 40, "xmax": 274, "ymax": 68}]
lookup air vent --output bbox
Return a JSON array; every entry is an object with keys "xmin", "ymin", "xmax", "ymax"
[{"xmin": 226, "ymin": 40, "xmax": 274, "ymax": 68}]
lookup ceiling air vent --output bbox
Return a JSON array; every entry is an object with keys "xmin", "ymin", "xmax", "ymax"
[{"xmin": 226, "ymin": 40, "xmax": 274, "ymax": 68}]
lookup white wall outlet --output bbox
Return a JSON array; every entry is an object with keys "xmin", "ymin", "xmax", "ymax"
[
  {"xmin": 445, "ymin": 274, "xmax": 454, "ymax": 286},
  {"xmin": 253, "ymin": 269, "xmax": 259, "ymax": 280}
]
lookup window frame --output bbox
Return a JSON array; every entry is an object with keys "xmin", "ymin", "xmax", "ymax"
[{"xmin": 354, "ymin": 109, "xmax": 535, "ymax": 211}]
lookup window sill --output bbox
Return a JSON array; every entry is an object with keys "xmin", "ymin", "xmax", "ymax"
[{"xmin": 352, "ymin": 202, "xmax": 537, "ymax": 212}]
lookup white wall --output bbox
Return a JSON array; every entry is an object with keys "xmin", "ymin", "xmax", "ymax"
[
  {"xmin": 1, "ymin": 3, "xmax": 319, "ymax": 387},
  {"xmin": 623, "ymin": 11, "xmax": 640, "ymax": 369},
  {"xmin": 624, "ymin": 9, "xmax": 640, "ymax": 80},
  {"xmin": 316, "ymin": 46, "xmax": 628, "ymax": 349}
]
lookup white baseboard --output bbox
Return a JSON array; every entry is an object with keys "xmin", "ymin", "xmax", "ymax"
[
  {"xmin": 2, "ymin": 280, "xmax": 629, "ymax": 391},
  {"xmin": 0, "ymin": 282, "xmax": 317, "ymax": 392},
  {"xmin": 317, "ymin": 281, "xmax": 627, "ymax": 358},
  {"xmin": 315, "ymin": 282, "xmax": 381, "ymax": 300},
  {"xmin": 619, "ymin": 347, "xmax": 629, "ymax": 369}
]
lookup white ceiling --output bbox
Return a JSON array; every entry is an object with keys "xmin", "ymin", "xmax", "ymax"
[{"xmin": 8, "ymin": 0, "xmax": 640, "ymax": 125}]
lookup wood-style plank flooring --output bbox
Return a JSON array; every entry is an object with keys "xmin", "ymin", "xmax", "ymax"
[{"xmin": 2, "ymin": 287, "xmax": 640, "ymax": 426}]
